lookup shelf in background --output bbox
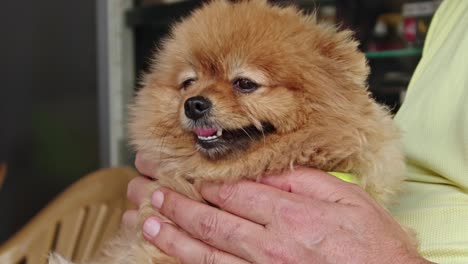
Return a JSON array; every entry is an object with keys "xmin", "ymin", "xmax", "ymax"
[
  {"xmin": 127, "ymin": 0, "xmax": 335, "ymax": 27},
  {"xmin": 128, "ymin": 1, "xmax": 422, "ymax": 61},
  {"xmin": 365, "ymin": 48, "xmax": 422, "ymax": 59},
  {"xmin": 126, "ymin": 1, "xmax": 203, "ymax": 27}
]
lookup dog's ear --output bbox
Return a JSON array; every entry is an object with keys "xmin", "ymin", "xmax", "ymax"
[{"xmin": 318, "ymin": 28, "xmax": 370, "ymax": 89}]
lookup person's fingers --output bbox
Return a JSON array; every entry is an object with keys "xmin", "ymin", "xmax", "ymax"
[
  {"xmin": 127, "ymin": 176, "xmax": 153, "ymax": 206},
  {"xmin": 155, "ymin": 188, "xmax": 266, "ymax": 262},
  {"xmin": 121, "ymin": 210, "xmax": 138, "ymax": 228},
  {"xmin": 142, "ymin": 217, "xmax": 249, "ymax": 264},
  {"xmin": 261, "ymin": 167, "xmax": 364, "ymax": 204},
  {"xmin": 200, "ymin": 180, "xmax": 290, "ymax": 225},
  {"xmin": 134, "ymin": 152, "xmax": 158, "ymax": 179}
]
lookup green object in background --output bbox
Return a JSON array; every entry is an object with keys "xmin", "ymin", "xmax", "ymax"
[
  {"xmin": 328, "ymin": 171, "xmax": 356, "ymax": 184},
  {"xmin": 365, "ymin": 48, "xmax": 422, "ymax": 59}
]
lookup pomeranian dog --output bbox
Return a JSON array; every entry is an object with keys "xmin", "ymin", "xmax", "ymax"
[{"xmin": 51, "ymin": 0, "xmax": 405, "ymax": 263}]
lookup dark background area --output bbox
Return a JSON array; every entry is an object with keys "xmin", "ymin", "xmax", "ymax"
[{"xmin": 0, "ymin": 1, "xmax": 98, "ymax": 242}]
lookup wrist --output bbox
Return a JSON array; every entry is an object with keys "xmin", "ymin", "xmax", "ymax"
[
  {"xmin": 384, "ymin": 245, "xmax": 432, "ymax": 264},
  {"xmin": 406, "ymin": 257, "xmax": 434, "ymax": 264},
  {"xmin": 394, "ymin": 252, "xmax": 433, "ymax": 264}
]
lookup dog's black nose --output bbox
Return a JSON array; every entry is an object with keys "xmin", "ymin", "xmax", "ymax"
[{"xmin": 184, "ymin": 96, "xmax": 212, "ymax": 120}]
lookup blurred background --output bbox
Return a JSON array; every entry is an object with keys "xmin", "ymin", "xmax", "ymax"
[{"xmin": 0, "ymin": 0, "xmax": 441, "ymax": 243}]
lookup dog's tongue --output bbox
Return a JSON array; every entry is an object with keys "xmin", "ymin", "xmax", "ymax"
[{"xmin": 193, "ymin": 128, "xmax": 217, "ymax": 137}]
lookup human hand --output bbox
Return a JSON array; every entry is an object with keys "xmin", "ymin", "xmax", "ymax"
[{"xmin": 124, "ymin": 154, "xmax": 430, "ymax": 264}]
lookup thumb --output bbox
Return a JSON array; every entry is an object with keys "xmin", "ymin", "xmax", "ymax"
[
  {"xmin": 135, "ymin": 152, "xmax": 159, "ymax": 179},
  {"xmin": 260, "ymin": 167, "xmax": 358, "ymax": 202}
]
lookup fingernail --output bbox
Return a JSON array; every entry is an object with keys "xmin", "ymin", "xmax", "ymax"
[
  {"xmin": 152, "ymin": 190, "xmax": 164, "ymax": 209},
  {"xmin": 143, "ymin": 217, "xmax": 161, "ymax": 237}
]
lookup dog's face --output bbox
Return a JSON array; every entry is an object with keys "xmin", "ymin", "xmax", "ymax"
[
  {"xmin": 130, "ymin": 0, "xmax": 369, "ymax": 164},
  {"xmin": 178, "ymin": 67, "xmax": 278, "ymax": 158}
]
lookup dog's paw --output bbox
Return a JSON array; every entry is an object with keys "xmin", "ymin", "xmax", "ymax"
[{"xmin": 48, "ymin": 253, "xmax": 74, "ymax": 264}]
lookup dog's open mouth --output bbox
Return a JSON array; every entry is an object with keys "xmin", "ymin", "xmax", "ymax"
[
  {"xmin": 193, "ymin": 127, "xmax": 223, "ymax": 142},
  {"xmin": 192, "ymin": 122, "xmax": 275, "ymax": 158}
]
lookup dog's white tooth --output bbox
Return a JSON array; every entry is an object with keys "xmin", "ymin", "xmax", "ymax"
[
  {"xmin": 198, "ymin": 134, "xmax": 222, "ymax": 141},
  {"xmin": 216, "ymin": 129, "xmax": 223, "ymax": 137}
]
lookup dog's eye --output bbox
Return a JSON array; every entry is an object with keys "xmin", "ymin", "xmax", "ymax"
[
  {"xmin": 233, "ymin": 78, "xmax": 259, "ymax": 93},
  {"xmin": 180, "ymin": 78, "xmax": 196, "ymax": 90}
]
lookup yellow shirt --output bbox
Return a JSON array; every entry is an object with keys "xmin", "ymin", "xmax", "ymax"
[{"xmin": 391, "ymin": 1, "xmax": 468, "ymax": 263}]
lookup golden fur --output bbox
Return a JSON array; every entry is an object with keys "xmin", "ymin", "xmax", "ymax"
[{"xmin": 50, "ymin": 0, "xmax": 405, "ymax": 263}]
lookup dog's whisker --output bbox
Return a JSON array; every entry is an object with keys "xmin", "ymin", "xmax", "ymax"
[
  {"xmin": 141, "ymin": 124, "xmax": 158, "ymax": 150},
  {"xmin": 260, "ymin": 126, "xmax": 266, "ymax": 148},
  {"xmin": 158, "ymin": 128, "xmax": 171, "ymax": 156},
  {"xmin": 240, "ymin": 127, "xmax": 254, "ymax": 142}
]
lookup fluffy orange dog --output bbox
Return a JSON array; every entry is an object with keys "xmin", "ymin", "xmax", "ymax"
[{"xmin": 51, "ymin": 0, "xmax": 405, "ymax": 263}]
